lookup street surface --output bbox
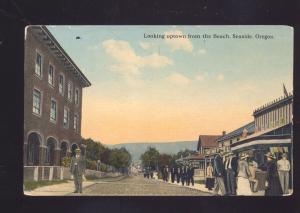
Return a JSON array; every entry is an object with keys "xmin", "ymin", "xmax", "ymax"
[{"xmin": 77, "ymin": 174, "xmax": 211, "ymax": 196}]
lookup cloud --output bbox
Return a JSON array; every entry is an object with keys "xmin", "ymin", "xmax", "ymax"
[
  {"xmin": 139, "ymin": 42, "xmax": 154, "ymax": 50},
  {"xmin": 167, "ymin": 73, "xmax": 190, "ymax": 86},
  {"xmin": 196, "ymin": 71, "xmax": 208, "ymax": 81},
  {"xmin": 142, "ymin": 53, "xmax": 172, "ymax": 68},
  {"xmin": 217, "ymin": 74, "xmax": 224, "ymax": 81},
  {"xmin": 103, "ymin": 39, "xmax": 173, "ymax": 76},
  {"xmin": 164, "ymin": 30, "xmax": 193, "ymax": 52},
  {"xmin": 103, "ymin": 39, "xmax": 138, "ymax": 66}
]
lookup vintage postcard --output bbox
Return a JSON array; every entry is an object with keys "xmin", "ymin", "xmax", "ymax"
[{"xmin": 23, "ymin": 25, "xmax": 293, "ymax": 196}]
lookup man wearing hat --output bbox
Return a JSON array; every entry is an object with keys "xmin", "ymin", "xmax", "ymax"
[
  {"xmin": 70, "ymin": 148, "xmax": 86, "ymax": 193},
  {"xmin": 213, "ymin": 148, "xmax": 226, "ymax": 196},
  {"xmin": 225, "ymin": 152, "xmax": 238, "ymax": 195},
  {"xmin": 277, "ymin": 153, "xmax": 290, "ymax": 194}
]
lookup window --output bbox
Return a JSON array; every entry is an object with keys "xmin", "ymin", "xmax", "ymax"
[
  {"xmin": 50, "ymin": 99, "xmax": 57, "ymax": 122},
  {"xmin": 63, "ymin": 107, "xmax": 69, "ymax": 128},
  {"xmin": 75, "ymin": 88, "xmax": 79, "ymax": 105},
  {"xmin": 73, "ymin": 114, "xmax": 78, "ymax": 132},
  {"xmin": 48, "ymin": 65, "xmax": 54, "ymax": 86},
  {"xmin": 35, "ymin": 52, "xmax": 42, "ymax": 77},
  {"xmin": 59, "ymin": 74, "xmax": 64, "ymax": 95},
  {"xmin": 33, "ymin": 89, "xmax": 41, "ymax": 115},
  {"xmin": 67, "ymin": 81, "xmax": 73, "ymax": 101}
]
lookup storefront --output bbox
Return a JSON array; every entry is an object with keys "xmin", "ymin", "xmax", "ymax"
[{"xmin": 230, "ymin": 123, "xmax": 292, "ymax": 191}]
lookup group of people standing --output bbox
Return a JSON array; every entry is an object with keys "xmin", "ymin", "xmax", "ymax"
[
  {"xmin": 143, "ymin": 166, "xmax": 154, "ymax": 179},
  {"xmin": 161, "ymin": 164, "xmax": 195, "ymax": 186},
  {"xmin": 206, "ymin": 149, "xmax": 290, "ymax": 196}
]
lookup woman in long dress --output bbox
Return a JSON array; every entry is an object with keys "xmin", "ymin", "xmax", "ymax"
[
  {"xmin": 205, "ymin": 162, "xmax": 214, "ymax": 190},
  {"xmin": 265, "ymin": 152, "xmax": 283, "ymax": 196},
  {"xmin": 236, "ymin": 153, "xmax": 252, "ymax": 195}
]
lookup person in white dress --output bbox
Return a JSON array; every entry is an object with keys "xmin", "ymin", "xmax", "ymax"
[
  {"xmin": 236, "ymin": 153, "xmax": 252, "ymax": 196},
  {"xmin": 277, "ymin": 153, "xmax": 290, "ymax": 194}
]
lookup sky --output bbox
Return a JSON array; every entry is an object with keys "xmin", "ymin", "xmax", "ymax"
[{"xmin": 47, "ymin": 25, "xmax": 293, "ymax": 145}]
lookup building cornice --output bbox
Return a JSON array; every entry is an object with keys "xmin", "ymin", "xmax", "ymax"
[
  {"xmin": 253, "ymin": 94, "xmax": 293, "ymax": 116},
  {"xmin": 30, "ymin": 25, "xmax": 91, "ymax": 88}
]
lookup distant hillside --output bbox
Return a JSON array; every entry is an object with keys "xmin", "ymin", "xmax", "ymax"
[{"xmin": 106, "ymin": 141, "xmax": 198, "ymax": 162}]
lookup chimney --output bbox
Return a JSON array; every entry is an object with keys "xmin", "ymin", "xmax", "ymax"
[{"xmin": 222, "ymin": 131, "xmax": 226, "ymax": 136}]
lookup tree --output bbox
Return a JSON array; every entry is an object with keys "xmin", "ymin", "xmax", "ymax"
[
  {"xmin": 175, "ymin": 149, "xmax": 197, "ymax": 159},
  {"xmin": 84, "ymin": 138, "xmax": 105, "ymax": 161},
  {"xmin": 83, "ymin": 138, "xmax": 131, "ymax": 170},
  {"xmin": 100, "ymin": 147, "xmax": 112, "ymax": 165},
  {"xmin": 109, "ymin": 147, "xmax": 131, "ymax": 169},
  {"xmin": 158, "ymin": 153, "xmax": 172, "ymax": 168},
  {"xmin": 140, "ymin": 147, "xmax": 159, "ymax": 169}
]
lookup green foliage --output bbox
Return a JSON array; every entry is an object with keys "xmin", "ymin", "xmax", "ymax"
[
  {"xmin": 83, "ymin": 138, "xmax": 131, "ymax": 170},
  {"xmin": 175, "ymin": 149, "xmax": 197, "ymax": 159},
  {"xmin": 86, "ymin": 159, "xmax": 97, "ymax": 170},
  {"xmin": 140, "ymin": 148, "xmax": 198, "ymax": 169},
  {"xmin": 84, "ymin": 138, "xmax": 105, "ymax": 161},
  {"xmin": 109, "ymin": 147, "xmax": 131, "ymax": 169},
  {"xmin": 140, "ymin": 147, "xmax": 160, "ymax": 168},
  {"xmin": 100, "ymin": 164, "xmax": 107, "ymax": 172},
  {"xmin": 24, "ymin": 180, "xmax": 68, "ymax": 191},
  {"xmin": 61, "ymin": 156, "xmax": 71, "ymax": 167}
]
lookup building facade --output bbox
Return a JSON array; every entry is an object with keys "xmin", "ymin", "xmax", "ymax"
[
  {"xmin": 197, "ymin": 135, "xmax": 221, "ymax": 154},
  {"xmin": 216, "ymin": 122, "xmax": 255, "ymax": 152},
  {"xmin": 231, "ymin": 93, "xmax": 293, "ymax": 165},
  {"xmin": 24, "ymin": 26, "xmax": 91, "ymax": 166},
  {"xmin": 253, "ymin": 93, "xmax": 293, "ymax": 132}
]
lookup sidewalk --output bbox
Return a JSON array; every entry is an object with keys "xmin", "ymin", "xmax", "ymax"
[
  {"xmin": 156, "ymin": 178, "xmax": 267, "ymax": 196},
  {"xmin": 156, "ymin": 178, "xmax": 212, "ymax": 194},
  {"xmin": 24, "ymin": 180, "xmax": 95, "ymax": 196}
]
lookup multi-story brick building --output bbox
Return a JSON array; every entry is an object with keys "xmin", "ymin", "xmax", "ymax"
[{"xmin": 24, "ymin": 26, "xmax": 91, "ymax": 166}]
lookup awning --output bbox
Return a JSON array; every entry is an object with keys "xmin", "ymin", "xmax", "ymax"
[{"xmin": 231, "ymin": 138, "xmax": 291, "ymax": 151}]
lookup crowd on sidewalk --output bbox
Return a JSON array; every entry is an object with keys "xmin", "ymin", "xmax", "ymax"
[
  {"xmin": 142, "ymin": 147, "xmax": 291, "ymax": 196},
  {"xmin": 143, "ymin": 164, "xmax": 196, "ymax": 187},
  {"xmin": 205, "ymin": 149, "xmax": 291, "ymax": 196}
]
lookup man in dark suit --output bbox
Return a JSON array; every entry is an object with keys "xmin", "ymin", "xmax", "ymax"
[
  {"xmin": 213, "ymin": 149, "xmax": 226, "ymax": 196},
  {"xmin": 231, "ymin": 154, "xmax": 238, "ymax": 194},
  {"xmin": 188, "ymin": 164, "xmax": 195, "ymax": 186},
  {"xmin": 186, "ymin": 166, "xmax": 191, "ymax": 186},
  {"xmin": 171, "ymin": 166, "xmax": 175, "ymax": 183},
  {"xmin": 162, "ymin": 165, "xmax": 169, "ymax": 182},
  {"xmin": 225, "ymin": 153, "xmax": 238, "ymax": 195},
  {"xmin": 176, "ymin": 166, "xmax": 180, "ymax": 183},
  {"xmin": 180, "ymin": 166, "xmax": 186, "ymax": 186},
  {"xmin": 70, "ymin": 148, "xmax": 86, "ymax": 193}
]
